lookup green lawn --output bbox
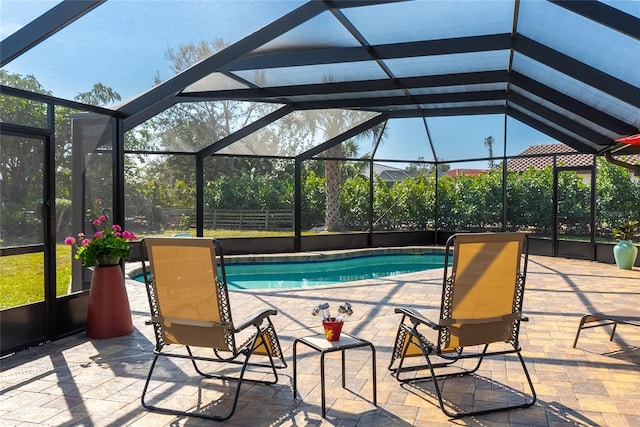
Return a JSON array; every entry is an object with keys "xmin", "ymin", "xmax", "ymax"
[
  {"xmin": 1, "ymin": 245, "xmax": 72, "ymax": 309},
  {"xmin": 1, "ymin": 230, "xmax": 322, "ymax": 309}
]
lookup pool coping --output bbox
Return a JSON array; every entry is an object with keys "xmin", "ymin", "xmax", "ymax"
[{"xmin": 125, "ymin": 245, "xmax": 445, "ymax": 279}]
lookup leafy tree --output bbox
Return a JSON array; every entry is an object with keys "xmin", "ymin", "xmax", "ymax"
[
  {"xmin": 125, "ymin": 40, "xmax": 303, "ymax": 230},
  {"xmin": 389, "ymin": 174, "xmax": 435, "ymax": 229},
  {"xmin": 124, "ymin": 42, "xmax": 394, "ymax": 233},
  {"xmin": 556, "ymin": 169, "xmax": 591, "ymax": 238},
  {"xmin": 203, "ymin": 158, "xmax": 294, "ymax": 211},
  {"xmin": 1, "ymin": 71, "xmax": 121, "ymax": 243},
  {"xmin": 340, "ymin": 175, "xmax": 369, "ymax": 229},
  {"xmin": 435, "ymin": 172, "xmax": 487, "ymax": 231},
  {"xmin": 149, "ymin": 40, "xmax": 280, "ymax": 155},
  {"xmin": 74, "ymin": 83, "xmax": 121, "ymax": 106},
  {"xmin": 1, "ymin": 73, "xmax": 50, "ymax": 228},
  {"xmin": 596, "ymin": 157, "xmax": 640, "ymax": 238},
  {"xmin": 436, "ymin": 175, "xmax": 457, "ymax": 230},
  {"xmin": 405, "ymin": 157, "xmax": 429, "ymax": 175},
  {"xmin": 449, "ymin": 174, "xmax": 479, "ymax": 230},
  {"xmin": 372, "ymin": 177, "xmax": 395, "ymax": 229},
  {"xmin": 406, "ymin": 157, "xmax": 451, "ymax": 176},
  {"xmin": 468, "ymin": 168, "xmax": 503, "ymax": 230},
  {"xmin": 301, "ymin": 166, "xmax": 326, "ymax": 229},
  {"xmin": 506, "ymin": 166, "xmax": 553, "ymax": 235}
]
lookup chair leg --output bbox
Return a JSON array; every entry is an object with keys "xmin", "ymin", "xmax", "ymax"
[
  {"xmin": 394, "ymin": 336, "xmax": 469, "ymax": 419},
  {"xmin": 391, "ymin": 330, "xmax": 468, "ymax": 383},
  {"xmin": 438, "ymin": 348, "xmax": 537, "ymax": 419},
  {"xmin": 609, "ymin": 321, "xmax": 618, "ymax": 341},
  {"xmin": 140, "ymin": 339, "xmax": 263, "ymax": 421},
  {"xmin": 140, "ymin": 353, "xmax": 159, "ymax": 412},
  {"xmin": 573, "ymin": 315, "xmax": 588, "ymax": 348},
  {"xmin": 198, "ymin": 338, "xmax": 280, "ymax": 385},
  {"xmin": 394, "ymin": 336, "xmax": 537, "ymax": 419},
  {"xmin": 210, "ymin": 328, "xmax": 284, "ymax": 382}
]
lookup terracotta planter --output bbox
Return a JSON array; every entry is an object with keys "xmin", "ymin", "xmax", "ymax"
[
  {"xmin": 87, "ymin": 265, "xmax": 133, "ymax": 339},
  {"xmin": 322, "ymin": 318, "xmax": 344, "ymax": 341}
]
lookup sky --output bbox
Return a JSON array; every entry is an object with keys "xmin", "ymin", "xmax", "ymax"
[{"xmin": 0, "ymin": 0, "xmax": 567, "ymax": 169}]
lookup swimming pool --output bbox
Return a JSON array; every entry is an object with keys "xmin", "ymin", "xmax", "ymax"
[
  {"xmin": 224, "ymin": 252, "xmax": 446, "ymax": 290},
  {"xmin": 132, "ymin": 249, "xmax": 447, "ymax": 290}
]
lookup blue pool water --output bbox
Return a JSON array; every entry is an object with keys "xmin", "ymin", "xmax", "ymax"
[
  {"xmin": 133, "ymin": 252, "xmax": 446, "ymax": 290},
  {"xmin": 224, "ymin": 253, "xmax": 445, "ymax": 290}
]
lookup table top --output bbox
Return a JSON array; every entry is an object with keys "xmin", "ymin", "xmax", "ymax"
[{"xmin": 295, "ymin": 333, "xmax": 372, "ymax": 351}]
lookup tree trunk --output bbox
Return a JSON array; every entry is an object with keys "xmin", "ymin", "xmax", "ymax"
[{"xmin": 324, "ymin": 145, "xmax": 342, "ymax": 232}]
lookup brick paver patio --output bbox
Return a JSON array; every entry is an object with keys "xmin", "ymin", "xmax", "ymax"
[{"xmin": 1, "ymin": 254, "xmax": 638, "ymax": 426}]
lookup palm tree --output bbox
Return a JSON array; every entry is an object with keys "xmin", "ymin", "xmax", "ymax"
[
  {"xmin": 313, "ymin": 110, "xmax": 386, "ymax": 231},
  {"xmin": 484, "ymin": 135, "xmax": 495, "ymax": 169}
]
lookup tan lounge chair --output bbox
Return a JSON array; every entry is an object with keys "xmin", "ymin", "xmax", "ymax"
[
  {"xmin": 573, "ymin": 309, "xmax": 640, "ymax": 348},
  {"xmin": 388, "ymin": 232, "xmax": 536, "ymax": 418},
  {"xmin": 139, "ymin": 237, "xmax": 286, "ymax": 421}
]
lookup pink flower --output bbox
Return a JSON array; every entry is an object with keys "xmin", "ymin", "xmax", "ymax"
[
  {"xmin": 122, "ymin": 231, "xmax": 136, "ymax": 240},
  {"xmin": 67, "ymin": 215, "xmax": 135, "ymax": 267},
  {"xmin": 92, "ymin": 215, "xmax": 107, "ymax": 226}
]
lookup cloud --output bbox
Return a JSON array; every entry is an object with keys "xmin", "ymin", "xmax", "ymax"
[{"xmin": 0, "ymin": 21, "xmax": 22, "ymax": 39}]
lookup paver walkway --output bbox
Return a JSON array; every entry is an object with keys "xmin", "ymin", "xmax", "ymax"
[{"xmin": 1, "ymin": 255, "xmax": 638, "ymax": 426}]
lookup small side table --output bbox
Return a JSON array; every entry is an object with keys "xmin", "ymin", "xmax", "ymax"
[{"xmin": 293, "ymin": 333, "xmax": 376, "ymax": 418}]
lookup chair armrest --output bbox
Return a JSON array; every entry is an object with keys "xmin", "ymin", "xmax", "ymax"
[
  {"xmin": 395, "ymin": 307, "xmax": 439, "ymax": 330},
  {"xmin": 145, "ymin": 316, "xmax": 229, "ymax": 328},
  {"xmin": 234, "ymin": 309, "xmax": 278, "ymax": 332},
  {"xmin": 439, "ymin": 312, "xmax": 525, "ymax": 326}
]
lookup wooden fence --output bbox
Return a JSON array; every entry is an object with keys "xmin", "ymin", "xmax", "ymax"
[{"xmin": 193, "ymin": 209, "xmax": 294, "ymax": 231}]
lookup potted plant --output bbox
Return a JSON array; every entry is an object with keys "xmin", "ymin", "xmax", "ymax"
[
  {"xmin": 65, "ymin": 215, "xmax": 137, "ymax": 338},
  {"xmin": 611, "ymin": 220, "xmax": 638, "ymax": 270}
]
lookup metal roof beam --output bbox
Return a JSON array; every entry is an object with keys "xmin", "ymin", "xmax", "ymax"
[
  {"xmin": 510, "ymin": 72, "xmax": 637, "ymax": 136},
  {"xmin": 290, "ymin": 90, "xmax": 506, "ymax": 110},
  {"xmin": 387, "ymin": 106, "xmax": 506, "ymax": 118},
  {"xmin": 122, "ymin": 97, "xmax": 178, "ymax": 131},
  {"xmin": 197, "ymin": 105, "xmax": 296, "ymax": 158},
  {"xmin": 508, "ymin": 93, "xmax": 611, "ymax": 146},
  {"xmin": 514, "ymin": 36, "xmax": 640, "ymax": 108},
  {"xmin": 179, "ymin": 70, "xmax": 509, "ymax": 101},
  {"xmin": 0, "ymin": 0, "xmax": 104, "ymax": 67},
  {"xmin": 116, "ymin": 1, "xmax": 327, "ymax": 118},
  {"xmin": 549, "ymin": 0, "xmax": 640, "ymax": 41},
  {"xmin": 223, "ymin": 34, "xmax": 511, "ymax": 71},
  {"xmin": 0, "ymin": 84, "xmax": 120, "ymax": 117},
  {"xmin": 297, "ymin": 114, "xmax": 388, "ymax": 161},
  {"xmin": 323, "ymin": 0, "xmax": 410, "ymax": 8},
  {"xmin": 507, "ymin": 106, "xmax": 596, "ymax": 153}
]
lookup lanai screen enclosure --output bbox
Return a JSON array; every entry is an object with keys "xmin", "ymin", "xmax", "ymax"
[{"xmin": 1, "ymin": 0, "xmax": 639, "ymax": 355}]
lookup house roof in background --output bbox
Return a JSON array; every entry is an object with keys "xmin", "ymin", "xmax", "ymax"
[
  {"xmin": 365, "ymin": 163, "xmax": 413, "ymax": 182},
  {"xmin": 507, "ymin": 143, "xmax": 640, "ymax": 172}
]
